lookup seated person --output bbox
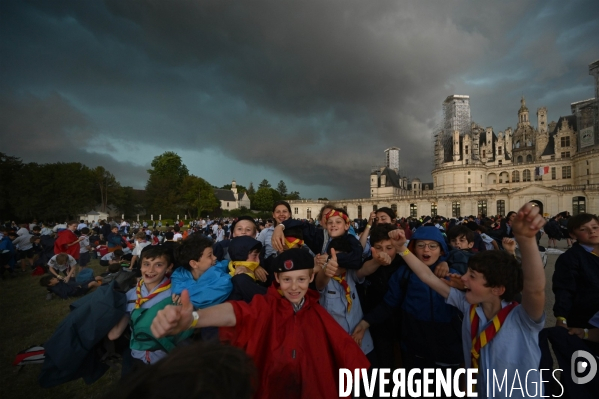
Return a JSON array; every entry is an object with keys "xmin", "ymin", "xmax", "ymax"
[
  {"xmin": 40, "ymin": 274, "xmax": 100, "ymax": 299},
  {"xmin": 100, "ymin": 249, "xmax": 127, "ymax": 267},
  {"xmin": 47, "ymin": 253, "xmax": 77, "ymax": 282},
  {"xmin": 445, "ymin": 225, "xmax": 477, "ymax": 274}
]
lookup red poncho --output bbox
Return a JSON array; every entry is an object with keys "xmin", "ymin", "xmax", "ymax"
[
  {"xmin": 54, "ymin": 230, "xmax": 80, "ymax": 260},
  {"xmin": 219, "ymin": 285, "xmax": 370, "ymax": 399}
]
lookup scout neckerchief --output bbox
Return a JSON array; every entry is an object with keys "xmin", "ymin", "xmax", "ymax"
[
  {"xmin": 228, "ymin": 261, "xmax": 260, "ymax": 280},
  {"xmin": 135, "ymin": 278, "xmax": 171, "ymax": 309},
  {"xmin": 333, "ymin": 272, "xmax": 352, "ymax": 313},
  {"xmin": 284, "ymin": 236, "xmax": 304, "ymax": 249},
  {"xmin": 469, "ymin": 301, "xmax": 518, "ymax": 369}
]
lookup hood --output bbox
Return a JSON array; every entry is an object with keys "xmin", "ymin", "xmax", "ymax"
[
  {"xmin": 408, "ymin": 226, "xmax": 449, "ymax": 262},
  {"xmin": 17, "ymin": 227, "xmax": 29, "ymax": 236}
]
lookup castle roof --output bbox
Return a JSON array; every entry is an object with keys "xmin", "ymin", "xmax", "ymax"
[
  {"xmin": 541, "ymin": 115, "xmax": 577, "ymax": 156},
  {"xmin": 214, "ymin": 189, "xmax": 237, "ymax": 202}
]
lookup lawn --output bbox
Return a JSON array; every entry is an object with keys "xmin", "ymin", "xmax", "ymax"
[{"xmin": 0, "ymin": 259, "xmax": 122, "ymax": 399}]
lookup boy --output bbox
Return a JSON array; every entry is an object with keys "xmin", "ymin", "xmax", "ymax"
[
  {"xmin": 129, "ymin": 231, "xmax": 151, "ymax": 271},
  {"xmin": 353, "ymin": 225, "xmax": 463, "ymax": 378},
  {"xmin": 54, "ymin": 221, "xmax": 83, "ymax": 261},
  {"xmin": 151, "ymin": 248, "xmax": 370, "ymax": 399},
  {"xmin": 47, "ymin": 253, "xmax": 77, "ymax": 282},
  {"xmin": 108, "ymin": 245, "xmax": 191, "ymax": 373},
  {"xmin": 387, "ymin": 203, "xmax": 546, "ymax": 398},
  {"xmin": 78, "ymin": 227, "xmax": 91, "ymax": 267},
  {"xmin": 316, "ymin": 237, "xmax": 379, "ymax": 365},
  {"xmin": 40, "ymin": 274, "xmax": 100, "ymax": 300},
  {"xmin": 445, "ymin": 224, "xmax": 477, "ymax": 274},
  {"xmin": 12, "ymin": 226, "xmax": 34, "ymax": 272},
  {"xmin": 100, "ymin": 248, "xmax": 127, "ymax": 268},
  {"xmin": 359, "ymin": 224, "xmax": 405, "ymax": 369},
  {"xmin": 171, "ymin": 234, "xmax": 232, "ymax": 309}
]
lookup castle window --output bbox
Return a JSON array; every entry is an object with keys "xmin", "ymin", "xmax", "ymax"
[
  {"xmin": 497, "ymin": 200, "xmax": 505, "ymax": 216},
  {"xmin": 512, "ymin": 170, "xmax": 520, "ymax": 182},
  {"xmin": 468, "ymin": 171, "xmax": 471, "ymax": 175},
  {"xmin": 468, "ymin": 178, "xmax": 471, "ymax": 184},
  {"xmin": 560, "ymin": 137, "xmax": 570, "ymax": 147},
  {"xmin": 561, "ymin": 152, "xmax": 570, "ymax": 158},
  {"xmin": 468, "ymin": 187, "xmax": 471, "ymax": 192},
  {"xmin": 477, "ymin": 200, "xmax": 487, "ymax": 216},
  {"xmin": 294, "ymin": 207, "xmax": 298, "ymax": 215},
  {"xmin": 498, "ymin": 147, "xmax": 502, "ymax": 155},
  {"xmin": 409, "ymin": 204, "xmax": 417, "ymax": 218},
  {"xmin": 523, "ymin": 170, "xmax": 531, "ymax": 182},
  {"xmin": 572, "ymin": 196, "xmax": 586, "ymax": 215},
  {"xmin": 562, "ymin": 166, "xmax": 571, "ymax": 179},
  {"xmin": 227, "ymin": 202, "xmax": 229, "ymax": 208},
  {"xmin": 465, "ymin": 146, "xmax": 469, "ymax": 155},
  {"xmin": 551, "ymin": 167, "xmax": 556, "ymax": 180},
  {"xmin": 373, "ymin": 205, "xmax": 378, "ymax": 212},
  {"xmin": 452, "ymin": 201, "xmax": 461, "ymax": 218},
  {"xmin": 431, "ymin": 203, "xmax": 438, "ymax": 217},
  {"xmin": 526, "ymin": 154, "xmax": 532, "ymax": 162},
  {"xmin": 357, "ymin": 206, "xmax": 362, "ymax": 219},
  {"xmin": 483, "ymin": 150, "xmax": 486, "ymax": 158},
  {"xmin": 306, "ymin": 209, "xmax": 312, "ymax": 219},
  {"xmin": 498, "ymin": 160, "xmax": 502, "ymax": 166},
  {"xmin": 517, "ymin": 156, "xmax": 523, "ymax": 164},
  {"xmin": 516, "ymin": 141, "xmax": 520, "ymax": 149}
]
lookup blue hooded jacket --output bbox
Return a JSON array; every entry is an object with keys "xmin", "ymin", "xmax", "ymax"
[{"xmin": 364, "ymin": 226, "xmax": 463, "ymax": 364}]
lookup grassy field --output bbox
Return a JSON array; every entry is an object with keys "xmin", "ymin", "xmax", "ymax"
[{"xmin": 0, "ymin": 259, "xmax": 121, "ymax": 399}]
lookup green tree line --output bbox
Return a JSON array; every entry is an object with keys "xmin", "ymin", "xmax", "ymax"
[{"xmin": 1, "ymin": 151, "xmax": 302, "ymax": 221}]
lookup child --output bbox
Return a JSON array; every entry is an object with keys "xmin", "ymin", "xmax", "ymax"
[
  {"xmin": 129, "ymin": 231, "xmax": 151, "ymax": 271},
  {"xmin": 151, "ymin": 248, "xmax": 370, "ymax": 399},
  {"xmin": 171, "ymin": 234, "xmax": 232, "ymax": 309},
  {"xmin": 100, "ymin": 249, "xmax": 127, "ymax": 267},
  {"xmin": 106, "ymin": 226, "xmax": 123, "ymax": 252},
  {"xmin": 54, "ymin": 221, "xmax": 83, "ymax": 261},
  {"xmin": 47, "ymin": 253, "xmax": 77, "ymax": 282},
  {"xmin": 227, "ymin": 235, "xmax": 269, "ymax": 301},
  {"xmin": 108, "ymin": 245, "xmax": 191, "ymax": 373},
  {"xmin": 387, "ymin": 203, "xmax": 546, "ymax": 397},
  {"xmin": 353, "ymin": 225, "xmax": 463, "ymax": 377},
  {"xmin": 78, "ymin": 227, "xmax": 91, "ymax": 267},
  {"xmin": 12, "ymin": 226, "xmax": 34, "ymax": 272},
  {"xmin": 40, "ymin": 274, "xmax": 100, "ymax": 300},
  {"xmin": 445, "ymin": 224, "xmax": 477, "ymax": 274},
  {"xmin": 96, "ymin": 240, "xmax": 109, "ymax": 258},
  {"xmin": 316, "ymin": 236, "xmax": 380, "ymax": 365},
  {"xmin": 359, "ymin": 224, "xmax": 405, "ymax": 369}
]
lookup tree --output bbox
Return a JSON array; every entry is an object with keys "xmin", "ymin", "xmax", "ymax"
[
  {"xmin": 247, "ymin": 182, "xmax": 256, "ymax": 203},
  {"xmin": 0, "ymin": 153, "xmax": 23, "ymax": 218},
  {"xmin": 252, "ymin": 187, "xmax": 274, "ymax": 211},
  {"xmin": 276, "ymin": 180, "xmax": 288, "ymax": 197},
  {"xmin": 92, "ymin": 166, "xmax": 121, "ymax": 213},
  {"xmin": 145, "ymin": 152, "xmax": 189, "ymax": 217},
  {"xmin": 286, "ymin": 191, "xmax": 301, "ymax": 200},
  {"xmin": 258, "ymin": 179, "xmax": 271, "ymax": 189},
  {"xmin": 180, "ymin": 175, "xmax": 220, "ymax": 218}
]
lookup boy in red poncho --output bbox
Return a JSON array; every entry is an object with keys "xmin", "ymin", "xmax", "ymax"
[
  {"xmin": 151, "ymin": 248, "xmax": 370, "ymax": 399},
  {"xmin": 54, "ymin": 220, "xmax": 83, "ymax": 260}
]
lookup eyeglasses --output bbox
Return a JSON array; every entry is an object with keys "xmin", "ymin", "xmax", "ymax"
[{"xmin": 415, "ymin": 242, "xmax": 440, "ymax": 250}]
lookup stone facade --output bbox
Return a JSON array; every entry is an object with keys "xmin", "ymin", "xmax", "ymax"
[{"xmin": 290, "ymin": 61, "xmax": 599, "ymax": 220}]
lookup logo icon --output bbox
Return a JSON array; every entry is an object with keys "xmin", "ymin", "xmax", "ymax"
[
  {"xmin": 571, "ymin": 350, "xmax": 597, "ymax": 385},
  {"xmin": 284, "ymin": 260, "xmax": 294, "ymax": 270}
]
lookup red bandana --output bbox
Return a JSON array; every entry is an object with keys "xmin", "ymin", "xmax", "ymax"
[
  {"xmin": 469, "ymin": 302, "xmax": 518, "ymax": 369},
  {"xmin": 325, "ymin": 210, "xmax": 350, "ymax": 224}
]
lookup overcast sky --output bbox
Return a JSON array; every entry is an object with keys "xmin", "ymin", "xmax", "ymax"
[{"xmin": 1, "ymin": 0, "xmax": 598, "ymax": 199}]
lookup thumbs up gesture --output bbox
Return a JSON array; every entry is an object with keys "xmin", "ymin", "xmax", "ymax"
[
  {"xmin": 324, "ymin": 248, "xmax": 339, "ymax": 278},
  {"xmin": 151, "ymin": 289, "xmax": 194, "ymax": 338},
  {"xmin": 371, "ymin": 247, "xmax": 391, "ymax": 266}
]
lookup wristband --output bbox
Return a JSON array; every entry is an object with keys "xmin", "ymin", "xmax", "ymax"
[
  {"xmin": 366, "ymin": 224, "xmax": 371, "ymax": 229},
  {"xmin": 398, "ymin": 248, "xmax": 410, "ymax": 257},
  {"xmin": 189, "ymin": 311, "xmax": 199, "ymax": 329},
  {"xmin": 278, "ymin": 224, "xmax": 285, "ymax": 230},
  {"xmin": 583, "ymin": 328, "xmax": 589, "ymax": 340},
  {"xmin": 556, "ymin": 317, "xmax": 567, "ymax": 325}
]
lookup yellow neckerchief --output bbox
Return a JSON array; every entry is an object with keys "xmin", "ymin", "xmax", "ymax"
[
  {"xmin": 134, "ymin": 278, "xmax": 171, "ymax": 309},
  {"xmin": 228, "ymin": 261, "xmax": 260, "ymax": 281},
  {"xmin": 285, "ymin": 237, "xmax": 304, "ymax": 249},
  {"xmin": 332, "ymin": 272, "xmax": 352, "ymax": 313}
]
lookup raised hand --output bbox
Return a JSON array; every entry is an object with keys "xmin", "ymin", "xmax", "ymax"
[
  {"xmin": 371, "ymin": 247, "xmax": 391, "ymax": 266},
  {"xmin": 433, "ymin": 261, "xmax": 449, "ymax": 278},
  {"xmin": 324, "ymin": 248, "xmax": 339, "ymax": 278},
  {"xmin": 254, "ymin": 266, "xmax": 268, "ymax": 282},
  {"xmin": 502, "ymin": 237, "xmax": 516, "ymax": 255},
  {"xmin": 441, "ymin": 273, "xmax": 465, "ymax": 290},
  {"xmin": 511, "ymin": 202, "xmax": 546, "ymax": 239},
  {"xmin": 151, "ymin": 289, "xmax": 194, "ymax": 338},
  {"xmin": 368, "ymin": 211, "xmax": 377, "ymax": 226},
  {"xmin": 388, "ymin": 228, "xmax": 407, "ymax": 248}
]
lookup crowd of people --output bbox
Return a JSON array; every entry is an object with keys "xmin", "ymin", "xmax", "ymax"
[{"xmin": 1, "ymin": 201, "xmax": 598, "ymax": 398}]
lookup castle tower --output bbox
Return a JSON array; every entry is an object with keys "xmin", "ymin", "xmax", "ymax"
[
  {"xmin": 518, "ymin": 97, "xmax": 530, "ymax": 128},
  {"xmin": 384, "ymin": 147, "xmax": 400, "ymax": 172},
  {"xmin": 231, "ymin": 179, "xmax": 238, "ymax": 200},
  {"xmin": 452, "ymin": 130, "xmax": 461, "ymax": 161},
  {"xmin": 537, "ymin": 107, "xmax": 548, "ymax": 133}
]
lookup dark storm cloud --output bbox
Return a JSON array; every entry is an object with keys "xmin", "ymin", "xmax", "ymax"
[{"xmin": 1, "ymin": 0, "xmax": 598, "ymax": 198}]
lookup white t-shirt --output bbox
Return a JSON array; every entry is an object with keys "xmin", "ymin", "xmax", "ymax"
[
  {"xmin": 48, "ymin": 254, "xmax": 77, "ymax": 272},
  {"xmin": 132, "ymin": 240, "xmax": 151, "ymax": 256},
  {"xmin": 173, "ymin": 232, "xmax": 183, "ymax": 241}
]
